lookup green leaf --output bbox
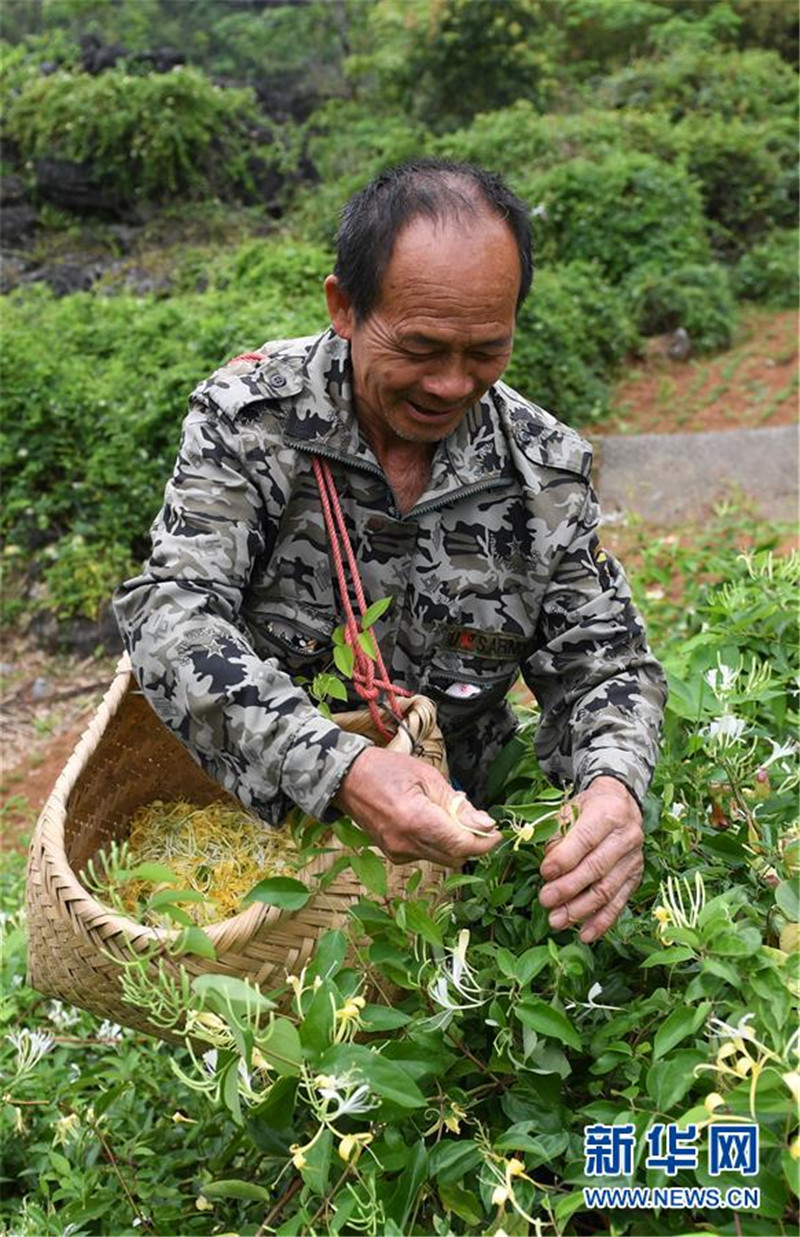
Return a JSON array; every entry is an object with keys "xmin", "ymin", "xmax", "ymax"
[
  {"xmin": 222, "ymin": 1057, "xmax": 243, "ymax": 1125},
  {"xmin": 299, "ymin": 1125, "xmax": 332, "ymax": 1196},
  {"xmin": 515, "ymin": 998, "xmax": 581, "ymax": 1051},
  {"xmin": 160, "ymin": 904, "xmax": 195, "ymax": 927},
  {"xmin": 361, "ymin": 596, "xmax": 393, "ymax": 628},
  {"xmin": 384, "ymin": 1139, "xmax": 428, "ymax": 1229},
  {"xmin": 653, "ymin": 1000, "xmax": 710, "ymax": 1060},
  {"xmin": 494, "ymin": 1128, "xmax": 569, "ymax": 1163},
  {"xmin": 241, "ymin": 876, "xmax": 311, "ymax": 911},
  {"xmin": 331, "ymin": 817, "xmax": 371, "ymax": 849},
  {"xmin": 401, "ymin": 900, "xmax": 443, "ymax": 947},
  {"xmin": 127, "ymin": 862, "xmax": 180, "ymax": 885},
  {"xmin": 438, "ymin": 1182, "xmax": 483, "ymax": 1225},
  {"xmin": 641, "ymin": 946, "xmax": 696, "ymax": 968},
  {"xmin": 646, "ymin": 1049, "xmax": 705, "ymax": 1110},
  {"xmin": 361, "ymin": 1005, "xmax": 412, "ymax": 1030},
  {"xmin": 249, "ymin": 1076, "xmax": 298, "ymax": 1130},
  {"xmin": 429, "ymin": 1140, "xmax": 483, "ymax": 1184},
  {"xmin": 357, "ymin": 630, "xmax": 377, "ymax": 659},
  {"xmin": 255, "ymin": 1018, "xmax": 304, "ymax": 1078},
  {"xmin": 149, "ymin": 887, "xmax": 208, "ymax": 907},
  {"xmin": 202, "ymin": 1179, "xmax": 271, "ymax": 1203},
  {"xmin": 318, "ymin": 1043, "xmax": 425, "ymax": 1109},
  {"xmin": 192, "ymin": 973, "xmax": 275, "ymax": 1016},
  {"xmin": 333, "ymin": 643, "xmax": 355, "ymax": 677},
  {"xmin": 298, "ymin": 983, "xmax": 335, "ymax": 1058},
  {"xmin": 177, "ymin": 925, "xmax": 216, "ymax": 960},
  {"xmin": 350, "ymin": 850, "xmax": 388, "ymax": 898},
  {"xmin": 775, "ymin": 879, "xmax": 799, "ymax": 921},
  {"xmin": 313, "ymin": 672, "xmax": 348, "ymax": 702}
]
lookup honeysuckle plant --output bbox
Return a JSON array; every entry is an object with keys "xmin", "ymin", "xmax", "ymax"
[{"xmin": 1, "ymin": 549, "xmax": 798, "ymax": 1235}]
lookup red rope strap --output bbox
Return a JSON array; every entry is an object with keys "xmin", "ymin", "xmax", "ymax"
[{"xmin": 312, "ymin": 457, "xmax": 411, "ymax": 741}]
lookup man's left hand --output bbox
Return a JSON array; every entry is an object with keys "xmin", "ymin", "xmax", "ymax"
[{"xmin": 538, "ymin": 776, "xmax": 643, "ymax": 943}]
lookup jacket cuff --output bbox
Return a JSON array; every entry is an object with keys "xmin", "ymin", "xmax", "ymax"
[
  {"xmin": 574, "ymin": 756, "xmax": 651, "ymax": 813},
  {"xmin": 276, "ymin": 719, "xmax": 373, "ymax": 821}
]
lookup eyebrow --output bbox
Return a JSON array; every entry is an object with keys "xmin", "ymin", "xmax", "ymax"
[{"xmin": 401, "ymin": 331, "xmax": 513, "ymax": 351}]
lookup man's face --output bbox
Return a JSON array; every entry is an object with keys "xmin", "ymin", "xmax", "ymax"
[{"xmin": 325, "ymin": 214, "xmax": 520, "ymax": 449}]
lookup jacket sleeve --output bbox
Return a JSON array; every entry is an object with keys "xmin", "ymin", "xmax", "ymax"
[
  {"xmin": 521, "ymin": 483, "xmax": 667, "ymax": 808},
  {"xmin": 112, "ymin": 402, "xmax": 372, "ymax": 825}
]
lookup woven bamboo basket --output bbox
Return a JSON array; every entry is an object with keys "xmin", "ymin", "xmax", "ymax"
[{"xmin": 26, "ymin": 656, "xmax": 448, "ymax": 1040}]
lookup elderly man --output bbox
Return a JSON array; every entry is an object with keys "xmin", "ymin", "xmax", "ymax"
[{"xmin": 114, "ymin": 159, "xmax": 666, "ymax": 943}]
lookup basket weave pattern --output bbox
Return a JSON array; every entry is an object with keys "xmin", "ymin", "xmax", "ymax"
[{"xmin": 26, "ymin": 657, "xmax": 447, "ymax": 1039}]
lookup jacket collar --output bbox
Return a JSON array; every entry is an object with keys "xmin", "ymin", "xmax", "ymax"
[{"xmin": 282, "ymin": 329, "xmax": 512, "ymax": 505}]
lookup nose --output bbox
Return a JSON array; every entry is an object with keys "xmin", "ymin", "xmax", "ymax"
[{"xmin": 419, "ymin": 357, "xmax": 475, "ymax": 407}]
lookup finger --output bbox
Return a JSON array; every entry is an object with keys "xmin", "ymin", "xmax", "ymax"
[
  {"xmin": 539, "ymin": 820, "xmax": 642, "ymax": 909},
  {"xmin": 541, "ymin": 797, "xmax": 639, "ymax": 881},
  {"xmin": 545, "ymin": 850, "xmax": 642, "ymax": 930},
  {"xmin": 578, "ymin": 869, "xmax": 644, "ymax": 943}
]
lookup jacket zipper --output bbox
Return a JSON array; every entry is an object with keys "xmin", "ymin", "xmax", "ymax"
[{"xmin": 286, "ymin": 438, "xmax": 511, "ymax": 519}]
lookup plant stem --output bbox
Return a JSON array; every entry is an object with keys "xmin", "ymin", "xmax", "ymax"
[{"xmin": 256, "ymin": 1176, "xmax": 303, "ymax": 1236}]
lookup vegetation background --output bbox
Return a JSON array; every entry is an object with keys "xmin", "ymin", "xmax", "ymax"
[{"xmin": 0, "ymin": 3, "xmax": 798, "ymax": 1236}]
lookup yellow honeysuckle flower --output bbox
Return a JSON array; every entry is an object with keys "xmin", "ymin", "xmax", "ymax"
[
  {"xmin": 704, "ymin": 1093, "xmax": 725, "ymax": 1114},
  {"xmin": 290, "ymin": 1144, "xmax": 307, "ymax": 1170},
  {"xmin": 195, "ymin": 1196, "xmax": 214, "ymax": 1212},
  {"xmin": 782, "ymin": 1071, "xmax": 800, "ymax": 1105},
  {"xmin": 336, "ymin": 996, "xmax": 366, "ymax": 1023},
  {"xmin": 790, "ymin": 1137, "xmax": 799, "ymax": 1161},
  {"xmin": 506, "ymin": 1157, "xmax": 526, "ymax": 1178},
  {"xmin": 653, "ymin": 906, "xmax": 673, "ymax": 925}
]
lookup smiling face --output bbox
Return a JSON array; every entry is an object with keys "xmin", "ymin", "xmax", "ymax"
[{"xmin": 324, "ymin": 213, "xmax": 520, "ymax": 454}]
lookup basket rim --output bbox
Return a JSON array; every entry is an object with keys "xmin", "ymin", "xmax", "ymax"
[{"xmin": 32, "ymin": 653, "xmax": 295, "ymax": 953}]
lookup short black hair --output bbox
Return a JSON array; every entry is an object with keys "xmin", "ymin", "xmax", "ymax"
[{"xmin": 333, "ymin": 158, "xmax": 533, "ymax": 321}]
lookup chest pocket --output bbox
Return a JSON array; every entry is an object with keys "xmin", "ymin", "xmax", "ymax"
[
  {"xmin": 251, "ymin": 600, "xmax": 335, "ymax": 679},
  {"xmin": 424, "ymin": 630, "xmax": 526, "ymax": 725}
]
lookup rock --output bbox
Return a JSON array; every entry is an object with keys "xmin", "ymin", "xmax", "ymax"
[
  {"xmin": 0, "ymin": 204, "xmax": 38, "ymax": 245},
  {"xmin": 21, "ymin": 261, "xmax": 104, "ymax": 297},
  {"xmin": 667, "ymin": 328, "xmax": 692, "ymax": 362},
  {"xmin": 0, "ymin": 253, "xmax": 32, "ymax": 293},
  {"xmin": 0, "ymin": 663, "xmax": 18, "ymax": 675},
  {"xmin": 34, "ymin": 158, "xmax": 123, "ymax": 214},
  {"xmin": 27, "ymin": 606, "xmax": 124, "ymax": 656},
  {"xmin": 32, "ymin": 677, "xmax": 53, "ymax": 701},
  {"xmin": 79, "ymin": 33, "xmax": 127, "ymax": 75},
  {"xmin": 0, "ymin": 175, "xmax": 27, "ymax": 206}
]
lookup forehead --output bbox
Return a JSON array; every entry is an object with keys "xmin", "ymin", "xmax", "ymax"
[{"xmin": 376, "ymin": 213, "xmax": 520, "ymax": 329}]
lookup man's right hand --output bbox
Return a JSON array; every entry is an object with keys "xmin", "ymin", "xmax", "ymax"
[{"xmin": 334, "ymin": 747, "xmax": 502, "ymax": 867}]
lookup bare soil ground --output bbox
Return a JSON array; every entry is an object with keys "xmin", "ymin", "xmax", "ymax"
[
  {"xmin": 2, "ymin": 309, "xmax": 798, "ymax": 854},
  {"xmin": 595, "ymin": 307, "xmax": 798, "ymax": 436}
]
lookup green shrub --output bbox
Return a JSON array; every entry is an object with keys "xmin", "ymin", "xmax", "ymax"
[
  {"xmin": 506, "ymin": 261, "xmax": 638, "ymax": 423},
  {"xmin": 0, "ymin": 243, "xmax": 331, "ymax": 616},
  {"xmin": 733, "ymin": 229, "xmax": 800, "ymax": 307},
  {"xmin": 598, "ymin": 46, "xmax": 797, "ymax": 121},
  {"xmin": 627, "ymin": 262, "xmax": 737, "ymax": 352},
  {"xmin": 525, "ymin": 151, "xmax": 710, "ymax": 284},
  {"xmin": 674, "ymin": 115, "xmax": 798, "ymax": 259},
  {"xmin": 2, "ymin": 63, "xmax": 262, "ymax": 202},
  {"xmin": 291, "ymin": 100, "xmax": 430, "ymax": 244},
  {"xmin": 433, "ymin": 100, "xmax": 680, "ymax": 177}
]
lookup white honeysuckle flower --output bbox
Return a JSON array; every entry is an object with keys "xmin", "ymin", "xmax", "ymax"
[
  {"xmin": 428, "ymin": 929, "xmax": 486, "ymax": 1013},
  {"xmin": 202, "ymin": 1048, "xmax": 218, "ymax": 1075},
  {"xmin": 313, "ymin": 1072, "xmax": 378, "ymax": 1120},
  {"xmin": 704, "ymin": 660, "xmax": 739, "ymax": 700},
  {"xmin": 46, "ymin": 1001, "xmax": 81, "ymax": 1030},
  {"xmin": 7, "ymin": 1028, "xmax": 55, "ymax": 1076},
  {"xmin": 704, "ymin": 714, "xmax": 747, "ymax": 746},
  {"xmin": 97, "ymin": 1020, "xmax": 124, "ymax": 1041},
  {"xmin": 761, "ymin": 739, "xmax": 798, "ymax": 770}
]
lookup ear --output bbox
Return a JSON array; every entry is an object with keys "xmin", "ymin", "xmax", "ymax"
[{"xmin": 325, "ymin": 274, "xmax": 356, "ymax": 340}]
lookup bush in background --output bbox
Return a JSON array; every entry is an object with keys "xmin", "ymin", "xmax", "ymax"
[
  {"xmin": 2, "ymin": 63, "xmax": 262, "ymax": 202},
  {"xmin": 506, "ymin": 261, "xmax": 638, "ymax": 423},
  {"xmin": 526, "ymin": 151, "xmax": 710, "ymax": 284},
  {"xmin": 627, "ymin": 262, "xmax": 737, "ymax": 353},
  {"xmin": 733, "ymin": 229, "xmax": 800, "ymax": 308}
]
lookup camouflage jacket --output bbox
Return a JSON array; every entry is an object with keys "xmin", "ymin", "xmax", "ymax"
[{"xmin": 113, "ymin": 328, "xmax": 667, "ymax": 825}]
